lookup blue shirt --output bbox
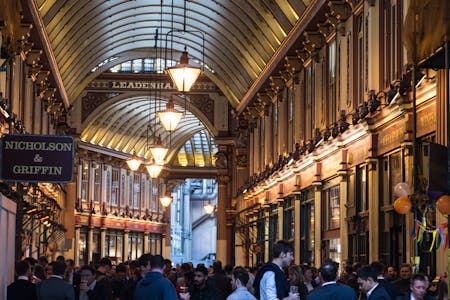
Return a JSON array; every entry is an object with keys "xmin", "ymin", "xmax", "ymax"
[{"xmin": 226, "ymin": 287, "xmax": 256, "ymax": 300}]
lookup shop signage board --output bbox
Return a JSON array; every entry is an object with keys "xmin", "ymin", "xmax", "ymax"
[{"xmin": 0, "ymin": 134, "xmax": 74, "ymax": 182}]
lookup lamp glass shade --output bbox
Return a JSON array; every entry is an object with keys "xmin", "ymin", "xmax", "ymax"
[
  {"xmin": 204, "ymin": 200, "xmax": 215, "ymax": 214},
  {"xmin": 150, "ymin": 146, "xmax": 168, "ymax": 165},
  {"xmin": 157, "ymin": 100, "xmax": 183, "ymax": 132},
  {"xmin": 145, "ymin": 161, "xmax": 163, "ymax": 178},
  {"xmin": 126, "ymin": 155, "xmax": 142, "ymax": 171},
  {"xmin": 160, "ymin": 195, "xmax": 173, "ymax": 207},
  {"xmin": 168, "ymin": 65, "xmax": 201, "ymax": 92}
]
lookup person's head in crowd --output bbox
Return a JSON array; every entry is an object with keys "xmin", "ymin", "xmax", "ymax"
[
  {"xmin": 98, "ymin": 257, "xmax": 112, "ymax": 275},
  {"xmin": 65, "ymin": 259, "xmax": 75, "ymax": 273},
  {"xmin": 212, "ymin": 260, "xmax": 223, "ymax": 273},
  {"xmin": 46, "ymin": 264, "xmax": 53, "ymax": 278},
  {"xmin": 224, "ymin": 264, "xmax": 233, "ymax": 276},
  {"xmin": 356, "ymin": 265, "xmax": 378, "ymax": 294},
  {"xmin": 387, "ymin": 266, "xmax": 397, "ymax": 279},
  {"xmin": 33, "ymin": 264, "xmax": 46, "ymax": 281},
  {"xmin": 399, "ymin": 263, "xmax": 412, "ymax": 280},
  {"xmin": 38, "ymin": 256, "xmax": 48, "ymax": 267},
  {"xmin": 351, "ymin": 262, "xmax": 361, "ymax": 274},
  {"xmin": 319, "ymin": 261, "xmax": 339, "ymax": 283},
  {"xmin": 56, "ymin": 255, "xmax": 65, "ymax": 263},
  {"xmin": 410, "ymin": 273, "xmax": 429, "ymax": 300},
  {"xmin": 167, "ymin": 270, "xmax": 178, "ymax": 287},
  {"xmin": 129, "ymin": 260, "xmax": 141, "ymax": 281},
  {"xmin": 231, "ymin": 267, "xmax": 250, "ymax": 290},
  {"xmin": 15, "ymin": 260, "xmax": 31, "ymax": 277},
  {"xmin": 150, "ymin": 255, "xmax": 165, "ymax": 272},
  {"xmin": 272, "ymin": 240, "xmax": 294, "ymax": 269},
  {"xmin": 50, "ymin": 261, "xmax": 67, "ymax": 277},
  {"xmin": 116, "ymin": 263, "xmax": 127, "ymax": 281},
  {"xmin": 138, "ymin": 253, "xmax": 153, "ymax": 275},
  {"xmin": 303, "ymin": 266, "xmax": 314, "ymax": 282},
  {"xmin": 370, "ymin": 261, "xmax": 386, "ymax": 278},
  {"xmin": 80, "ymin": 265, "xmax": 96, "ymax": 286},
  {"xmin": 163, "ymin": 259, "xmax": 172, "ymax": 274},
  {"xmin": 288, "ymin": 265, "xmax": 303, "ymax": 286},
  {"xmin": 24, "ymin": 257, "xmax": 37, "ymax": 273},
  {"xmin": 193, "ymin": 265, "xmax": 209, "ymax": 288}
]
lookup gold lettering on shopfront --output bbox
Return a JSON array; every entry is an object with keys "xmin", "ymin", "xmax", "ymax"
[
  {"xmin": 12, "ymin": 165, "xmax": 63, "ymax": 175},
  {"xmin": 4, "ymin": 141, "xmax": 72, "ymax": 151}
]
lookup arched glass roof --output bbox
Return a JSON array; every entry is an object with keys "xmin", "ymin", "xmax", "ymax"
[
  {"xmin": 174, "ymin": 130, "xmax": 217, "ymax": 167},
  {"xmin": 81, "ymin": 95, "xmax": 214, "ymax": 164},
  {"xmin": 31, "ymin": 0, "xmax": 311, "ymax": 107}
]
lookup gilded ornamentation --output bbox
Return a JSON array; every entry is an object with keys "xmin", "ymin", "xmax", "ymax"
[{"xmin": 81, "ymin": 92, "xmax": 120, "ymax": 122}]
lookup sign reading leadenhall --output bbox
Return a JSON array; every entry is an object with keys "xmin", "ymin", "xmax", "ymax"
[{"xmin": 0, "ymin": 134, "xmax": 74, "ymax": 182}]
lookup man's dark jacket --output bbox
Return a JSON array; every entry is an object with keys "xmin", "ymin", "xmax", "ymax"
[
  {"xmin": 367, "ymin": 284, "xmax": 391, "ymax": 300},
  {"xmin": 253, "ymin": 262, "xmax": 289, "ymax": 300},
  {"xmin": 7, "ymin": 279, "xmax": 38, "ymax": 300}
]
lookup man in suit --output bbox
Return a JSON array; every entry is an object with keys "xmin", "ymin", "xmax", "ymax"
[
  {"xmin": 395, "ymin": 273, "xmax": 434, "ymax": 300},
  {"xmin": 370, "ymin": 261, "xmax": 399, "ymax": 300},
  {"xmin": 307, "ymin": 260, "xmax": 357, "ymax": 300},
  {"xmin": 357, "ymin": 265, "xmax": 390, "ymax": 300},
  {"xmin": 78, "ymin": 265, "xmax": 113, "ymax": 300},
  {"xmin": 37, "ymin": 261, "xmax": 75, "ymax": 300},
  {"xmin": 7, "ymin": 260, "xmax": 38, "ymax": 300}
]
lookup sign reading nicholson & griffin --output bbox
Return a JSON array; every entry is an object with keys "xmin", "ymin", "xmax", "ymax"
[{"xmin": 0, "ymin": 134, "xmax": 74, "ymax": 182}]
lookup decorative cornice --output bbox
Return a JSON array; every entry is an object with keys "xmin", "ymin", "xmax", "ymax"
[
  {"xmin": 237, "ymin": 0, "xmax": 326, "ymax": 114},
  {"xmin": 27, "ymin": 0, "xmax": 70, "ymax": 109}
]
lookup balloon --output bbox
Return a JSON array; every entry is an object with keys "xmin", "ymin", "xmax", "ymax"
[
  {"xmin": 394, "ymin": 182, "xmax": 411, "ymax": 198},
  {"xmin": 393, "ymin": 195, "xmax": 412, "ymax": 214},
  {"xmin": 437, "ymin": 195, "xmax": 450, "ymax": 215}
]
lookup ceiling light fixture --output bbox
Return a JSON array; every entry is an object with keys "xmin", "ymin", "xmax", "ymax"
[{"xmin": 126, "ymin": 150, "xmax": 142, "ymax": 171}]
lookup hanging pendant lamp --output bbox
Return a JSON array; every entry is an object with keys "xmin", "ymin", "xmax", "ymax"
[
  {"xmin": 150, "ymin": 135, "xmax": 168, "ymax": 165},
  {"xmin": 157, "ymin": 99, "xmax": 183, "ymax": 132},
  {"xmin": 167, "ymin": 46, "xmax": 201, "ymax": 93},
  {"xmin": 126, "ymin": 150, "xmax": 142, "ymax": 171}
]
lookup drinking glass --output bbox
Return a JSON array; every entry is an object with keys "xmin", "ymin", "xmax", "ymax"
[{"xmin": 290, "ymin": 285, "xmax": 298, "ymax": 294}]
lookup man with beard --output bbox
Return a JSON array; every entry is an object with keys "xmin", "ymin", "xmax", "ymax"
[
  {"xmin": 181, "ymin": 265, "xmax": 219, "ymax": 300},
  {"xmin": 253, "ymin": 240, "xmax": 299, "ymax": 300}
]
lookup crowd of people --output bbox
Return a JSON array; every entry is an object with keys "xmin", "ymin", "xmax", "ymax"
[{"xmin": 6, "ymin": 240, "xmax": 449, "ymax": 300}]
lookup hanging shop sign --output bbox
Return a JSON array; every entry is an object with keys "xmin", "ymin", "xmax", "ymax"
[{"xmin": 0, "ymin": 134, "xmax": 74, "ymax": 182}]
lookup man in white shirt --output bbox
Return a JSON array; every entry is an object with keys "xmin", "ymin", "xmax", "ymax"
[{"xmin": 253, "ymin": 240, "xmax": 299, "ymax": 300}]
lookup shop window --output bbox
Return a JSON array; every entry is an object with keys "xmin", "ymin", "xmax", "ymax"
[
  {"xmin": 268, "ymin": 204, "xmax": 278, "ymax": 257},
  {"xmin": 120, "ymin": 170, "xmax": 126, "ymax": 207},
  {"xmin": 356, "ymin": 165, "xmax": 368, "ymax": 212},
  {"xmin": 128, "ymin": 173, "xmax": 133, "ymax": 207},
  {"xmin": 283, "ymin": 198, "xmax": 294, "ymax": 241},
  {"xmin": 92, "ymin": 231, "xmax": 101, "ymax": 263},
  {"xmin": 354, "ymin": 13, "xmax": 365, "ymax": 106},
  {"xmin": 133, "ymin": 174, "xmax": 140, "ymax": 209},
  {"xmin": 111, "ymin": 168, "xmax": 119, "ymax": 206},
  {"xmin": 327, "ymin": 39, "xmax": 337, "ymax": 124},
  {"xmin": 93, "ymin": 163, "xmax": 101, "ymax": 203},
  {"xmin": 381, "ymin": 0, "xmax": 402, "ymax": 87},
  {"xmin": 105, "ymin": 167, "xmax": 111, "ymax": 205},
  {"xmin": 81, "ymin": 161, "xmax": 89, "ymax": 201},
  {"xmin": 105, "ymin": 230, "xmax": 124, "ymax": 263},
  {"xmin": 300, "ymin": 189, "xmax": 315, "ymax": 264},
  {"xmin": 79, "ymin": 230, "xmax": 88, "ymax": 266},
  {"xmin": 379, "ymin": 150, "xmax": 405, "ymax": 268},
  {"xmin": 324, "ymin": 185, "xmax": 340, "ymax": 230}
]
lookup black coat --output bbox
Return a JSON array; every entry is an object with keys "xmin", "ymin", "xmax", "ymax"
[
  {"xmin": 377, "ymin": 279, "xmax": 399, "ymax": 300},
  {"xmin": 367, "ymin": 284, "xmax": 390, "ymax": 300},
  {"xmin": 7, "ymin": 279, "xmax": 38, "ymax": 300}
]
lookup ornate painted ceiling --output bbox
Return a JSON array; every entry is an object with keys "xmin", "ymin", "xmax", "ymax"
[{"xmin": 29, "ymin": 0, "xmax": 312, "ymax": 107}]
